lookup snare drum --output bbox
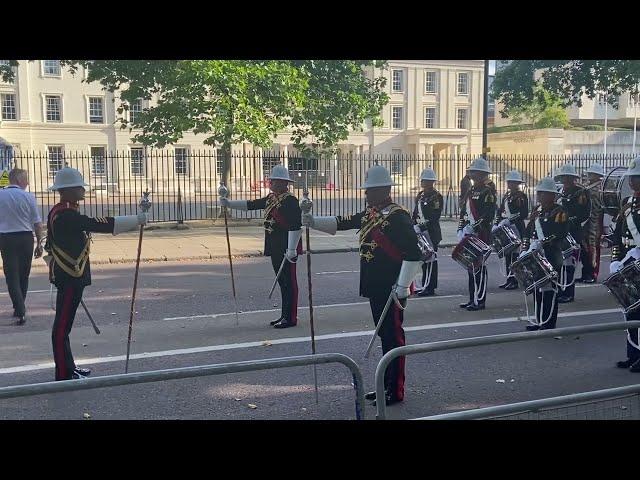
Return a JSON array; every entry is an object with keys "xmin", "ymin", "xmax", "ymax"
[
  {"xmin": 603, "ymin": 261, "xmax": 640, "ymax": 313},
  {"xmin": 509, "ymin": 250, "xmax": 558, "ymax": 295},
  {"xmin": 491, "ymin": 224, "xmax": 522, "ymax": 259},
  {"xmin": 452, "ymin": 235, "xmax": 492, "ymax": 271},
  {"xmin": 417, "ymin": 232, "xmax": 436, "ymax": 263},
  {"xmin": 602, "ymin": 166, "xmax": 632, "ymax": 216},
  {"xmin": 560, "ymin": 234, "xmax": 580, "ymax": 259}
]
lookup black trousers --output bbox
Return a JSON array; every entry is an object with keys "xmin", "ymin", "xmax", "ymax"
[
  {"xmin": 467, "ymin": 266, "xmax": 488, "ymax": 305},
  {"xmin": 535, "ymin": 288, "xmax": 559, "ymax": 329},
  {"xmin": 561, "ymin": 265, "xmax": 576, "ymax": 299},
  {"xmin": 0, "ymin": 232, "xmax": 34, "ymax": 317},
  {"xmin": 369, "ymin": 291, "xmax": 406, "ymax": 401},
  {"xmin": 270, "ymin": 251, "xmax": 298, "ymax": 324},
  {"xmin": 420, "ymin": 245, "xmax": 438, "ymax": 291},
  {"xmin": 52, "ymin": 284, "xmax": 84, "ymax": 381},
  {"xmin": 625, "ymin": 310, "xmax": 640, "ymax": 362},
  {"xmin": 505, "ymin": 250, "xmax": 518, "ymax": 283}
]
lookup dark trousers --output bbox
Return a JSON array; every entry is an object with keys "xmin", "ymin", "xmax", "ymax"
[
  {"xmin": 505, "ymin": 250, "xmax": 518, "ymax": 284},
  {"xmin": 535, "ymin": 288, "xmax": 559, "ymax": 329},
  {"xmin": 561, "ymin": 265, "xmax": 576, "ymax": 299},
  {"xmin": 420, "ymin": 245, "xmax": 438, "ymax": 291},
  {"xmin": 0, "ymin": 232, "xmax": 34, "ymax": 317},
  {"xmin": 579, "ymin": 241, "xmax": 601, "ymax": 280},
  {"xmin": 270, "ymin": 252, "xmax": 298, "ymax": 325},
  {"xmin": 369, "ymin": 292, "xmax": 406, "ymax": 401},
  {"xmin": 467, "ymin": 265, "xmax": 488, "ymax": 305},
  {"xmin": 625, "ymin": 310, "xmax": 640, "ymax": 362},
  {"xmin": 52, "ymin": 284, "xmax": 84, "ymax": 381}
]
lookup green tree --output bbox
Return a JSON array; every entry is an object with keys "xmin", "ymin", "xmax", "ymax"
[
  {"xmin": 505, "ymin": 85, "xmax": 570, "ymax": 129},
  {"xmin": 492, "ymin": 60, "xmax": 640, "ymax": 115}
]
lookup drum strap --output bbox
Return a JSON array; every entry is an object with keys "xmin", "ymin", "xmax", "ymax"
[
  {"xmin": 417, "ymin": 195, "xmax": 426, "ymax": 223},
  {"xmin": 465, "ymin": 198, "xmax": 476, "ymax": 225},
  {"xmin": 625, "ymin": 210, "xmax": 640, "ymax": 245},
  {"xmin": 535, "ymin": 217, "xmax": 545, "ymax": 242},
  {"xmin": 504, "ymin": 196, "xmax": 512, "ymax": 218}
]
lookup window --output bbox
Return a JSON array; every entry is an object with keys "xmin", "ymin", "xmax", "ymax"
[
  {"xmin": 630, "ymin": 93, "xmax": 640, "ymax": 108},
  {"xmin": 425, "ymin": 107, "xmax": 436, "ymax": 128},
  {"xmin": 175, "ymin": 147, "xmax": 189, "ymax": 175},
  {"xmin": 47, "ymin": 146, "xmax": 64, "ymax": 176},
  {"xmin": 91, "ymin": 147, "xmax": 106, "ymax": 176},
  {"xmin": 391, "ymin": 149, "xmax": 402, "ymax": 175},
  {"xmin": 1, "ymin": 93, "xmax": 16, "ymax": 120},
  {"xmin": 129, "ymin": 99, "xmax": 143, "ymax": 124},
  {"xmin": 392, "ymin": 69, "xmax": 403, "ymax": 92},
  {"xmin": 43, "ymin": 60, "xmax": 61, "ymax": 77},
  {"xmin": 88, "ymin": 97, "xmax": 104, "ymax": 123},
  {"xmin": 130, "ymin": 147, "xmax": 145, "ymax": 176},
  {"xmin": 425, "ymin": 71, "xmax": 437, "ymax": 93},
  {"xmin": 45, "ymin": 95, "xmax": 61, "ymax": 122},
  {"xmin": 457, "ymin": 108, "xmax": 468, "ymax": 129},
  {"xmin": 457, "ymin": 72, "xmax": 469, "ymax": 95},
  {"xmin": 392, "ymin": 106, "xmax": 404, "ymax": 129}
]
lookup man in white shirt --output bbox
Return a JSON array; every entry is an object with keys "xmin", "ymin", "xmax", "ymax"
[{"xmin": 0, "ymin": 169, "xmax": 44, "ymax": 325}]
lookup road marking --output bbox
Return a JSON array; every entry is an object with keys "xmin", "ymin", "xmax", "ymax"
[
  {"xmin": 315, "ymin": 270, "xmax": 358, "ymax": 275},
  {"xmin": 162, "ymin": 294, "xmax": 464, "ymax": 321},
  {"xmin": 0, "ymin": 308, "xmax": 623, "ymax": 375},
  {"xmin": 0, "ymin": 289, "xmax": 49, "ymax": 296}
]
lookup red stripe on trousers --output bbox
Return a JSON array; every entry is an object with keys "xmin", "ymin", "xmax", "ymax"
[
  {"xmin": 290, "ymin": 262, "xmax": 298, "ymax": 325},
  {"xmin": 393, "ymin": 303, "xmax": 406, "ymax": 400},
  {"xmin": 55, "ymin": 286, "xmax": 75, "ymax": 380}
]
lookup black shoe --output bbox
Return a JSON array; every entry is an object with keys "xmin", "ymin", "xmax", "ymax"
[
  {"xmin": 504, "ymin": 282, "xmax": 519, "ymax": 290},
  {"xmin": 540, "ymin": 323, "xmax": 556, "ymax": 330},
  {"xmin": 630, "ymin": 359, "xmax": 640, "ymax": 373},
  {"xmin": 459, "ymin": 302, "xmax": 472, "ymax": 309},
  {"xmin": 74, "ymin": 367, "xmax": 91, "ymax": 377},
  {"xmin": 365, "ymin": 391, "xmax": 377, "ymax": 401},
  {"xmin": 526, "ymin": 324, "xmax": 540, "ymax": 331},
  {"xmin": 617, "ymin": 359, "xmax": 635, "ymax": 369},
  {"xmin": 372, "ymin": 393, "xmax": 402, "ymax": 407},
  {"xmin": 270, "ymin": 317, "xmax": 284, "ymax": 326},
  {"xmin": 273, "ymin": 319, "xmax": 297, "ymax": 329},
  {"xmin": 418, "ymin": 289, "xmax": 435, "ymax": 297},
  {"xmin": 71, "ymin": 371, "xmax": 88, "ymax": 380},
  {"xmin": 498, "ymin": 281, "xmax": 509, "ymax": 289},
  {"xmin": 557, "ymin": 296, "xmax": 574, "ymax": 304},
  {"xmin": 574, "ymin": 278, "xmax": 585, "ymax": 283},
  {"xmin": 582, "ymin": 278, "xmax": 596, "ymax": 284},
  {"xmin": 16, "ymin": 315, "xmax": 26, "ymax": 326},
  {"xmin": 466, "ymin": 303, "xmax": 485, "ymax": 311}
]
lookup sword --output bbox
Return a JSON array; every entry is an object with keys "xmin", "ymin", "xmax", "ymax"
[
  {"xmin": 80, "ymin": 299, "xmax": 101, "ymax": 335},
  {"xmin": 268, "ymin": 257, "xmax": 288, "ymax": 299},
  {"xmin": 364, "ymin": 290, "xmax": 407, "ymax": 358}
]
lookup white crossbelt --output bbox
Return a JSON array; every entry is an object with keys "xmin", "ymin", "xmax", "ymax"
[
  {"xmin": 466, "ymin": 198, "xmax": 476, "ymax": 224},
  {"xmin": 535, "ymin": 216, "xmax": 545, "ymax": 242},
  {"xmin": 626, "ymin": 209, "xmax": 640, "ymax": 245}
]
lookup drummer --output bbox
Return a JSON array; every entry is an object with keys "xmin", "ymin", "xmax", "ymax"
[
  {"xmin": 457, "ymin": 158, "xmax": 497, "ymax": 311},
  {"xmin": 519, "ymin": 177, "xmax": 568, "ymax": 331},
  {"xmin": 493, "ymin": 170, "xmax": 529, "ymax": 290},
  {"xmin": 412, "ymin": 168, "xmax": 443, "ymax": 297},
  {"xmin": 609, "ymin": 157, "xmax": 640, "ymax": 373},
  {"xmin": 555, "ymin": 163, "xmax": 591, "ymax": 303}
]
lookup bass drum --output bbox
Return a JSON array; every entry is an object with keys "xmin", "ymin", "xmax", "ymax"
[{"xmin": 602, "ymin": 166, "xmax": 632, "ymax": 216}]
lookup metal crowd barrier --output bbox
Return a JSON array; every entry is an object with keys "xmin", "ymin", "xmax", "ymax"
[
  {"xmin": 374, "ymin": 320, "xmax": 640, "ymax": 420},
  {"xmin": 0, "ymin": 353, "xmax": 366, "ymax": 420}
]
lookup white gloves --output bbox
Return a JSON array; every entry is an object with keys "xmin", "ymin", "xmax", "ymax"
[
  {"xmin": 393, "ymin": 260, "xmax": 422, "ymax": 300},
  {"xmin": 219, "ymin": 197, "xmax": 229, "ymax": 208},
  {"xmin": 221, "ymin": 199, "xmax": 248, "ymax": 211},
  {"xmin": 463, "ymin": 225, "xmax": 474, "ymax": 236},
  {"xmin": 137, "ymin": 213, "xmax": 148, "ymax": 225},
  {"xmin": 499, "ymin": 218, "xmax": 511, "ymax": 228},
  {"xmin": 113, "ymin": 215, "xmax": 145, "ymax": 235},
  {"xmin": 303, "ymin": 215, "xmax": 337, "ymax": 235},
  {"xmin": 610, "ymin": 261, "xmax": 623, "ymax": 274},
  {"xmin": 456, "ymin": 230, "xmax": 464, "ymax": 242},
  {"xmin": 285, "ymin": 230, "xmax": 303, "ymax": 263},
  {"xmin": 413, "ymin": 224, "xmax": 422, "ymax": 234},
  {"xmin": 630, "ymin": 247, "xmax": 640, "ymax": 260},
  {"xmin": 530, "ymin": 240, "xmax": 542, "ymax": 251},
  {"xmin": 285, "ymin": 249, "xmax": 298, "ymax": 262},
  {"xmin": 518, "ymin": 250, "xmax": 528, "ymax": 259},
  {"xmin": 491, "ymin": 225, "xmax": 500, "ymax": 234}
]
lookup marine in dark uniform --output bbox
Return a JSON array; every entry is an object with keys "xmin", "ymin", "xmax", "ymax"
[
  {"xmin": 520, "ymin": 177, "xmax": 568, "ymax": 331},
  {"xmin": 302, "ymin": 165, "xmax": 421, "ymax": 406},
  {"xmin": 555, "ymin": 164, "xmax": 591, "ymax": 303},
  {"xmin": 457, "ymin": 158, "xmax": 497, "ymax": 311},
  {"xmin": 411, "ymin": 168, "xmax": 442, "ymax": 297},
  {"xmin": 45, "ymin": 167, "xmax": 147, "ymax": 381},
  {"xmin": 577, "ymin": 164, "xmax": 604, "ymax": 283},
  {"xmin": 609, "ymin": 158, "xmax": 640, "ymax": 373},
  {"xmin": 494, "ymin": 170, "xmax": 529, "ymax": 290},
  {"xmin": 221, "ymin": 165, "xmax": 302, "ymax": 329}
]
